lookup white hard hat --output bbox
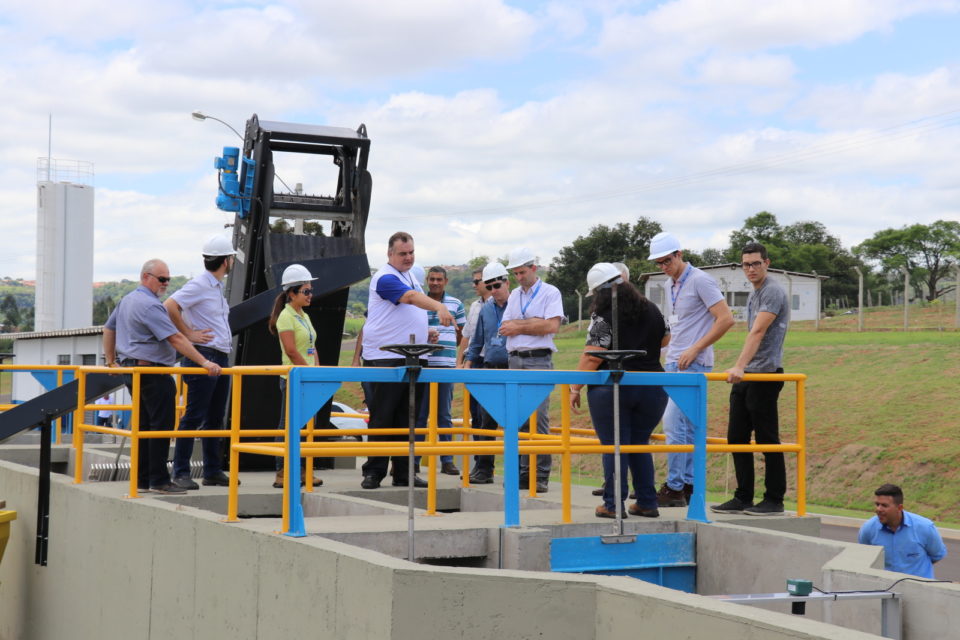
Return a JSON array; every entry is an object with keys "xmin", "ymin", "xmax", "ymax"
[
  {"xmin": 281, "ymin": 264, "xmax": 316, "ymax": 289},
  {"xmin": 202, "ymin": 234, "xmax": 237, "ymax": 257},
  {"xmin": 482, "ymin": 262, "xmax": 509, "ymax": 282},
  {"xmin": 648, "ymin": 232, "xmax": 682, "ymax": 260},
  {"xmin": 506, "ymin": 246, "xmax": 536, "ymax": 270},
  {"xmin": 410, "ymin": 264, "xmax": 426, "ymax": 285},
  {"xmin": 586, "ymin": 262, "xmax": 622, "ymax": 295}
]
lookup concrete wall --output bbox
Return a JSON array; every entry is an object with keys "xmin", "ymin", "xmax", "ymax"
[{"xmin": 0, "ymin": 458, "xmax": 882, "ymax": 640}]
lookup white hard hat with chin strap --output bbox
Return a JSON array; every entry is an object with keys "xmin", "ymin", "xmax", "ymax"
[{"xmin": 281, "ymin": 264, "xmax": 316, "ymax": 290}]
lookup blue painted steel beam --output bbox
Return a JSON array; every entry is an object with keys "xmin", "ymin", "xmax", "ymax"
[{"xmin": 283, "ymin": 366, "xmax": 710, "ymax": 536}]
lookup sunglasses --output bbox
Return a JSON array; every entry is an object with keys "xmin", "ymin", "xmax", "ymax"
[
  {"xmin": 654, "ymin": 254, "xmax": 675, "ymax": 268},
  {"xmin": 147, "ymin": 273, "xmax": 171, "ymax": 284},
  {"xmin": 485, "ymin": 281, "xmax": 504, "ymax": 291},
  {"xmin": 300, "ymin": 288, "xmax": 313, "ymax": 295},
  {"xmin": 473, "ymin": 279, "xmax": 482, "ymax": 285}
]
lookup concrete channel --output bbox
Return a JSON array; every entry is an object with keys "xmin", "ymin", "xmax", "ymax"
[{"xmin": 2, "ymin": 438, "xmax": 960, "ymax": 639}]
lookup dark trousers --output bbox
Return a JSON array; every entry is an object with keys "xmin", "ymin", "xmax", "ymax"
[
  {"xmin": 360, "ymin": 358, "xmax": 425, "ymax": 482},
  {"xmin": 588, "ymin": 384, "xmax": 668, "ymax": 510},
  {"xmin": 727, "ymin": 372, "xmax": 786, "ymax": 504},
  {"xmin": 473, "ymin": 362, "xmax": 507, "ymax": 475},
  {"xmin": 173, "ymin": 347, "xmax": 230, "ymax": 478},
  {"xmin": 123, "ymin": 368, "xmax": 176, "ymax": 488}
]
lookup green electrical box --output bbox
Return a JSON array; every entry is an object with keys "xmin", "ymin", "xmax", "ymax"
[{"xmin": 787, "ymin": 579, "xmax": 813, "ymax": 596}]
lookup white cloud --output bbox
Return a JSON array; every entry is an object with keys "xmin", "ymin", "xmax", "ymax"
[{"xmin": 697, "ymin": 54, "xmax": 795, "ymax": 87}]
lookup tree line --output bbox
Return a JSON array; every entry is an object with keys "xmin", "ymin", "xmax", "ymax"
[
  {"xmin": 3, "ymin": 214, "xmax": 957, "ymax": 331},
  {"xmin": 546, "ymin": 213, "xmax": 960, "ymax": 315}
]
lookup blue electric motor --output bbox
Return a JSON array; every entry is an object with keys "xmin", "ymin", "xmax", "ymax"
[{"xmin": 215, "ymin": 147, "xmax": 242, "ymax": 213}]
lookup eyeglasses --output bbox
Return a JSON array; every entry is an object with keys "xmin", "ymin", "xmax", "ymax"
[
  {"xmin": 485, "ymin": 281, "xmax": 504, "ymax": 291},
  {"xmin": 654, "ymin": 254, "xmax": 675, "ymax": 268},
  {"xmin": 300, "ymin": 288, "xmax": 313, "ymax": 295},
  {"xmin": 146, "ymin": 273, "xmax": 171, "ymax": 284},
  {"xmin": 473, "ymin": 279, "xmax": 482, "ymax": 285},
  {"xmin": 741, "ymin": 261, "xmax": 764, "ymax": 271}
]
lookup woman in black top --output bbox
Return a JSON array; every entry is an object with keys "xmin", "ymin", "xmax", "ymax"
[{"xmin": 570, "ymin": 265, "xmax": 670, "ymax": 518}]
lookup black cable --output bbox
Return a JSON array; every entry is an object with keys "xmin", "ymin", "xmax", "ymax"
[{"xmin": 812, "ymin": 576, "xmax": 953, "ymax": 595}]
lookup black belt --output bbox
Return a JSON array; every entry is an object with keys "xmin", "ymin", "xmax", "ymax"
[
  {"xmin": 484, "ymin": 363, "xmax": 509, "ymax": 369},
  {"xmin": 508, "ymin": 349, "xmax": 552, "ymax": 358},
  {"xmin": 120, "ymin": 358, "xmax": 168, "ymax": 367}
]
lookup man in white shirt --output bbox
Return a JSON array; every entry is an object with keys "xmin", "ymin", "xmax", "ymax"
[
  {"xmin": 164, "ymin": 235, "xmax": 237, "ymax": 489},
  {"xmin": 360, "ymin": 232, "xmax": 453, "ymax": 489},
  {"xmin": 499, "ymin": 247, "xmax": 564, "ymax": 493}
]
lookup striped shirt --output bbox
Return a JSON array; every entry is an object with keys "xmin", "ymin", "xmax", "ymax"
[{"xmin": 426, "ymin": 294, "xmax": 466, "ymax": 367}]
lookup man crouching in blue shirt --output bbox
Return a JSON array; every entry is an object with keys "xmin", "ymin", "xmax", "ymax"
[{"xmin": 858, "ymin": 483, "xmax": 947, "ymax": 578}]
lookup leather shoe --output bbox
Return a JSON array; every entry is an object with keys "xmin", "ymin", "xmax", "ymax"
[
  {"xmin": 202, "ymin": 472, "xmax": 236, "ymax": 487},
  {"xmin": 172, "ymin": 476, "xmax": 199, "ymax": 491},
  {"xmin": 535, "ymin": 480, "xmax": 548, "ymax": 493},
  {"xmin": 361, "ymin": 475, "xmax": 381, "ymax": 489},
  {"xmin": 628, "ymin": 503, "xmax": 660, "ymax": 518},
  {"xmin": 441, "ymin": 462, "xmax": 460, "ymax": 476},
  {"xmin": 393, "ymin": 475, "xmax": 428, "ymax": 488},
  {"xmin": 150, "ymin": 482, "xmax": 187, "ymax": 495},
  {"xmin": 469, "ymin": 472, "xmax": 494, "ymax": 484},
  {"xmin": 595, "ymin": 504, "xmax": 625, "ymax": 519},
  {"xmin": 592, "ymin": 487, "xmax": 604, "ymax": 496}
]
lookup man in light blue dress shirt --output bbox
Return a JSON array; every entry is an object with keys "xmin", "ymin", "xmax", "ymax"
[{"xmin": 858, "ymin": 483, "xmax": 947, "ymax": 578}]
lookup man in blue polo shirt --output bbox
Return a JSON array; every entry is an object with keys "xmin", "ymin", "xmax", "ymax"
[
  {"xmin": 359, "ymin": 232, "xmax": 454, "ymax": 490},
  {"xmin": 859, "ymin": 483, "xmax": 947, "ymax": 578},
  {"xmin": 104, "ymin": 259, "xmax": 222, "ymax": 494}
]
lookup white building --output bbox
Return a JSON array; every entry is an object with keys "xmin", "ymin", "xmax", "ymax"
[
  {"xmin": 642, "ymin": 264, "xmax": 827, "ymax": 323},
  {"xmin": 6, "ymin": 327, "xmax": 110, "ymax": 403}
]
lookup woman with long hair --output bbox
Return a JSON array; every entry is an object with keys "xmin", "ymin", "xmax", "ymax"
[
  {"xmin": 268, "ymin": 264, "xmax": 323, "ymax": 489},
  {"xmin": 570, "ymin": 263, "xmax": 670, "ymax": 518}
]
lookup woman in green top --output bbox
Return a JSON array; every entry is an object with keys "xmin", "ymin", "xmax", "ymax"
[{"xmin": 268, "ymin": 264, "xmax": 323, "ymax": 489}]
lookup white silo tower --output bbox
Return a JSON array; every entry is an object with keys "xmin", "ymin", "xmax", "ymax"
[{"xmin": 35, "ymin": 158, "xmax": 94, "ymax": 331}]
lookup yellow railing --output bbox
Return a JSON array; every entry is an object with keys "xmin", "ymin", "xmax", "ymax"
[{"xmin": 64, "ymin": 366, "xmax": 806, "ymax": 531}]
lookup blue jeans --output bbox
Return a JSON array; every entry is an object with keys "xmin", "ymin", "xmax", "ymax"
[
  {"xmin": 416, "ymin": 380, "xmax": 453, "ymax": 465},
  {"xmin": 588, "ymin": 384, "xmax": 668, "ymax": 510},
  {"xmin": 172, "ymin": 347, "xmax": 230, "ymax": 479},
  {"xmin": 663, "ymin": 361, "xmax": 711, "ymax": 491}
]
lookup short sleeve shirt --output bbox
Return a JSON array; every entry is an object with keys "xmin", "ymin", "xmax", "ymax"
[
  {"xmin": 746, "ymin": 277, "xmax": 789, "ymax": 372},
  {"xmin": 664, "ymin": 265, "xmax": 724, "ymax": 367},
  {"xmin": 169, "ymin": 270, "xmax": 232, "ymax": 354},
  {"xmin": 105, "ymin": 285, "xmax": 179, "ymax": 365},
  {"xmin": 426, "ymin": 294, "xmax": 466, "ymax": 367},
  {"xmin": 276, "ymin": 304, "xmax": 316, "ymax": 378},
  {"xmin": 501, "ymin": 279, "xmax": 564, "ymax": 352},
  {"xmin": 858, "ymin": 511, "xmax": 947, "ymax": 578}
]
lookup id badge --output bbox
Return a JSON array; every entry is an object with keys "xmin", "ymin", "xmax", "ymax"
[
  {"xmin": 490, "ymin": 335, "xmax": 504, "ymax": 347},
  {"xmin": 668, "ymin": 314, "xmax": 679, "ymax": 327}
]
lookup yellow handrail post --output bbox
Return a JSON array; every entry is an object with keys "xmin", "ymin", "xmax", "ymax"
[
  {"xmin": 304, "ymin": 416, "xmax": 315, "ymax": 494},
  {"xmin": 560, "ymin": 384, "xmax": 571, "ymax": 523},
  {"xmin": 226, "ymin": 372, "xmax": 242, "ymax": 522},
  {"xmin": 55, "ymin": 369, "xmax": 63, "ymax": 444},
  {"xmin": 796, "ymin": 377, "xmax": 807, "ymax": 517},
  {"xmin": 461, "ymin": 386, "xmax": 470, "ymax": 488},
  {"xmin": 73, "ymin": 370, "xmax": 87, "ymax": 484},
  {"xmin": 426, "ymin": 382, "xmax": 438, "ymax": 516},
  {"xmin": 528, "ymin": 409, "xmax": 538, "ymax": 496},
  {"xmin": 128, "ymin": 371, "xmax": 141, "ymax": 498}
]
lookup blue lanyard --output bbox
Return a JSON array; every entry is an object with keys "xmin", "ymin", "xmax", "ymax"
[
  {"xmin": 519, "ymin": 280, "xmax": 542, "ymax": 318},
  {"xmin": 293, "ymin": 311, "xmax": 314, "ymax": 345},
  {"xmin": 494, "ymin": 302, "xmax": 505, "ymax": 330},
  {"xmin": 670, "ymin": 265, "xmax": 692, "ymax": 309}
]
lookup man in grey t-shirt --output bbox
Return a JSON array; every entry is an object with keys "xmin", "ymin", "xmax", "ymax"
[{"xmin": 711, "ymin": 242, "xmax": 790, "ymax": 516}]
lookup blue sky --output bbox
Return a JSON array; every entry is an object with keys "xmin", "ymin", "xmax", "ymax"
[{"xmin": 1, "ymin": 0, "xmax": 958, "ymax": 281}]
